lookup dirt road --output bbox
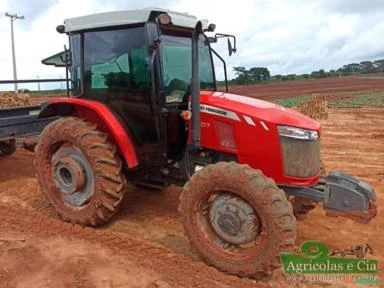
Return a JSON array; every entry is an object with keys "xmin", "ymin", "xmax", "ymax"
[{"xmin": 0, "ymin": 108, "xmax": 383, "ymax": 287}]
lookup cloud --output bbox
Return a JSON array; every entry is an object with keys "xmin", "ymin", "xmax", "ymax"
[
  {"xmin": 318, "ymin": 0, "xmax": 384, "ymax": 14},
  {"xmin": 4, "ymin": 0, "xmax": 59, "ymax": 29}
]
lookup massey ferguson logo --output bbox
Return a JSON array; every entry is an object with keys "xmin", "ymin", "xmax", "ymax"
[
  {"xmin": 200, "ymin": 105, "xmax": 227, "ymax": 116},
  {"xmin": 199, "ymin": 104, "xmax": 240, "ymax": 121}
]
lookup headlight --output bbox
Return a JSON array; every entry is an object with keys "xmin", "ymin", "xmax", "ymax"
[{"xmin": 277, "ymin": 125, "xmax": 318, "ymax": 141}]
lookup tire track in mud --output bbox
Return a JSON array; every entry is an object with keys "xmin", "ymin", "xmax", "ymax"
[{"xmin": 0, "ymin": 203, "xmax": 268, "ymax": 288}]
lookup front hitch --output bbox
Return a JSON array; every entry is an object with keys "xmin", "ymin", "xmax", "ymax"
[
  {"xmin": 282, "ymin": 171, "xmax": 377, "ymax": 223},
  {"xmin": 323, "ymin": 171, "xmax": 377, "ymax": 223}
]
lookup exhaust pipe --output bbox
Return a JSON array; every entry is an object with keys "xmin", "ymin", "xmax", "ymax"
[{"xmin": 191, "ymin": 21, "xmax": 203, "ymax": 149}]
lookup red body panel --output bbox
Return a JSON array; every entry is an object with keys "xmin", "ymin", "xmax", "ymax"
[
  {"xmin": 196, "ymin": 91, "xmax": 321, "ymax": 186},
  {"xmin": 48, "ymin": 98, "xmax": 138, "ymax": 168},
  {"xmin": 46, "ymin": 92, "xmax": 320, "ymax": 186}
]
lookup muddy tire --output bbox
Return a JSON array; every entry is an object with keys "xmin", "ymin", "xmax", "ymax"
[
  {"xmin": 34, "ymin": 117, "xmax": 126, "ymax": 226},
  {"xmin": 0, "ymin": 139, "xmax": 16, "ymax": 156},
  {"xmin": 290, "ymin": 197, "xmax": 318, "ymax": 219},
  {"xmin": 178, "ymin": 162, "xmax": 296, "ymax": 277}
]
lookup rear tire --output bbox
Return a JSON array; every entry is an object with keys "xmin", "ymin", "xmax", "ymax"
[
  {"xmin": 178, "ymin": 162, "xmax": 296, "ymax": 277},
  {"xmin": 34, "ymin": 117, "xmax": 126, "ymax": 226}
]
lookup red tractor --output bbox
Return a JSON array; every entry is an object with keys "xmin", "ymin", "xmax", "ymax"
[{"xmin": 36, "ymin": 8, "xmax": 376, "ymax": 277}]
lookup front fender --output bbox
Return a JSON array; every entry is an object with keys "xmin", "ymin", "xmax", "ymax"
[{"xmin": 39, "ymin": 98, "xmax": 139, "ymax": 168}]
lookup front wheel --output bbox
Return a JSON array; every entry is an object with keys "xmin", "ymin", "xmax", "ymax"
[
  {"xmin": 0, "ymin": 139, "xmax": 16, "ymax": 156},
  {"xmin": 178, "ymin": 162, "xmax": 296, "ymax": 277},
  {"xmin": 34, "ymin": 117, "xmax": 126, "ymax": 226}
]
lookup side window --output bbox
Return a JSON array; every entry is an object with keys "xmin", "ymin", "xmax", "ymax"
[
  {"xmin": 131, "ymin": 46, "xmax": 149, "ymax": 83},
  {"xmin": 160, "ymin": 35, "xmax": 215, "ymax": 103},
  {"xmin": 69, "ymin": 34, "xmax": 81, "ymax": 96},
  {"xmin": 199, "ymin": 48, "xmax": 213, "ymax": 84},
  {"xmin": 162, "ymin": 45, "xmax": 190, "ymax": 102},
  {"xmin": 83, "ymin": 27, "xmax": 150, "ymax": 100},
  {"xmin": 91, "ymin": 54, "xmax": 130, "ymax": 89}
]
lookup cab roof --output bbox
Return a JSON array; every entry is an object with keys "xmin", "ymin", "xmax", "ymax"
[{"xmin": 62, "ymin": 8, "xmax": 208, "ymax": 33}]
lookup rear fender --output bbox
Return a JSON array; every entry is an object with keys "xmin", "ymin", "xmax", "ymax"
[{"xmin": 39, "ymin": 98, "xmax": 139, "ymax": 168}]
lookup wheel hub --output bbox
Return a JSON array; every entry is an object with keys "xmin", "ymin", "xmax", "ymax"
[
  {"xmin": 51, "ymin": 146, "xmax": 94, "ymax": 207},
  {"xmin": 209, "ymin": 193, "xmax": 260, "ymax": 245},
  {"xmin": 54, "ymin": 157, "xmax": 86, "ymax": 195},
  {"xmin": 217, "ymin": 214, "xmax": 241, "ymax": 235}
]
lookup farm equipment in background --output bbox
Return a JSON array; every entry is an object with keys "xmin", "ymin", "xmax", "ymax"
[
  {"xmin": 34, "ymin": 8, "xmax": 377, "ymax": 277},
  {"xmin": 0, "ymin": 104, "xmax": 57, "ymax": 156},
  {"xmin": 0, "ymin": 77, "xmax": 66, "ymax": 156}
]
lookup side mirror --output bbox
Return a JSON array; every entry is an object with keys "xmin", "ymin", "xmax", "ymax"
[
  {"xmin": 214, "ymin": 33, "xmax": 237, "ymax": 56},
  {"xmin": 228, "ymin": 38, "xmax": 233, "ymax": 56},
  {"xmin": 227, "ymin": 37, "xmax": 237, "ymax": 56}
]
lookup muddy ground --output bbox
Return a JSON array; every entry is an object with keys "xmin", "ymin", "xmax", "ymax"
[{"xmin": 0, "ymin": 107, "xmax": 382, "ymax": 287}]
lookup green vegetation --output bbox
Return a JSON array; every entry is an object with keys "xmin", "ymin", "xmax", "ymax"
[
  {"xmin": 273, "ymin": 91, "xmax": 384, "ymax": 108},
  {"xmin": 273, "ymin": 95, "xmax": 311, "ymax": 107},
  {"xmin": 230, "ymin": 58, "xmax": 384, "ymax": 85},
  {"xmin": 329, "ymin": 91, "xmax": 384, "ymax": 108},
  {"xmin": 232, "ymin": 66, "xmax": 271, "ymax": 84}
]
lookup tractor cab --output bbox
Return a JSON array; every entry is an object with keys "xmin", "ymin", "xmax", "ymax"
[{"xmin": 45, "ymin": 8, "xmax": 235, "ymax": 182}]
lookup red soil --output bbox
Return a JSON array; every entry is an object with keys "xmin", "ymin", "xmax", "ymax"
[
  {"xmin": 226, "ymin": 76, "xmax": 384, "ymax": 101},
  {"xmin": 0, "ymin": 108, "xmax": 382, "ymax": 287}
]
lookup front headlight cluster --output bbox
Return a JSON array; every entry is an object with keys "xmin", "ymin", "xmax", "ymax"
[{"xmin": 277, "ymin": 125, "xmax": 318, "ymax": 141}]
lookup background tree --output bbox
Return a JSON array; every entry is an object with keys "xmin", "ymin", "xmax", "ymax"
[
  {"xmin": 230, "ymin": 58, "xmax": 384, "ymax": 86},
  {"xmin": 233, "ymin": 66, "xmax": 270, "ymax": 84},
  {"xmin": 233, "ymin": 66, "xmax": 251, "ymax": 84}
]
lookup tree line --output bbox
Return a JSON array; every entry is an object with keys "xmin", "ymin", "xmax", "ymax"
[{"xmin": 229, "ymin": 59, "xmax": 384, "ymax": 85}]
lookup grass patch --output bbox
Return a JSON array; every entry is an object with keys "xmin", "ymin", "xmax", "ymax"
[
  {"xmin": 273, "ymin": 91, "xmax": 384, "ymax": 108},
  {"xmin": 329, "ymin": 91, "xmax": 384, "ymax": 107},
  {"xmin": 273, "ymin": 95, "xmax": 311, "ymax": 107}
]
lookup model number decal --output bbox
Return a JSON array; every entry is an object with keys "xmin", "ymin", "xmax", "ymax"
[{"xmin": 201, "ymin": 122, "xmax": 211, "ymax": 128}]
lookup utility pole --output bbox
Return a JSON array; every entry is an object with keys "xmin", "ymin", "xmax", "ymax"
[
  {"xmin": 5, "ymin": 12, "xmax": 24, "ymax": 94},
  {"xmin": 36, "ymin": 76, "xmax": 41, "ymax": 91}
]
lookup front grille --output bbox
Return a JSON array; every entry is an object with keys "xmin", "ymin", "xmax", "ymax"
[{"xmin": 280, "ymin": 137, "xmax": 320, "ymax": 178}]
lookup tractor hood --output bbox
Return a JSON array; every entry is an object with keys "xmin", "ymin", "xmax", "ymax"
[{"xmin": 200, "ymin": 91, "xmax": 320, "ymax": 131}]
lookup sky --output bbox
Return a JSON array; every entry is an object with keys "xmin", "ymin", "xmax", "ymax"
[{"xmin": 0, "ymin": 0, "xmax": 383, "ymax": 90}]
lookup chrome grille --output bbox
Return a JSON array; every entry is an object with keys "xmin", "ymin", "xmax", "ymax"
[{"xmin": 280, "ymin": 137, "xmax": 320, "ymax": 178}]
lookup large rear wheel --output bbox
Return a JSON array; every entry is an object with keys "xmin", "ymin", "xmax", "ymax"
[
  {"xmin": 178, "ymin": 162, "xmax": 296, "ymax": 277},
  {"xmin": 34, "ymin": 117, "xmax": 126, "ymax": 226}
]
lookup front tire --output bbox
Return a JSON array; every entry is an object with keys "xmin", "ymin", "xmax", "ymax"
[
  {"xmin": 34, "ymin": 117, "xmax": 126, "ymax": 226},
  {"xmin": 178, "ymin": 162, "xmax": 296, "ymax": 277},
  {"xmin": 0, "ymin": 139, "xmax": 16, "ymax": 156}
]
